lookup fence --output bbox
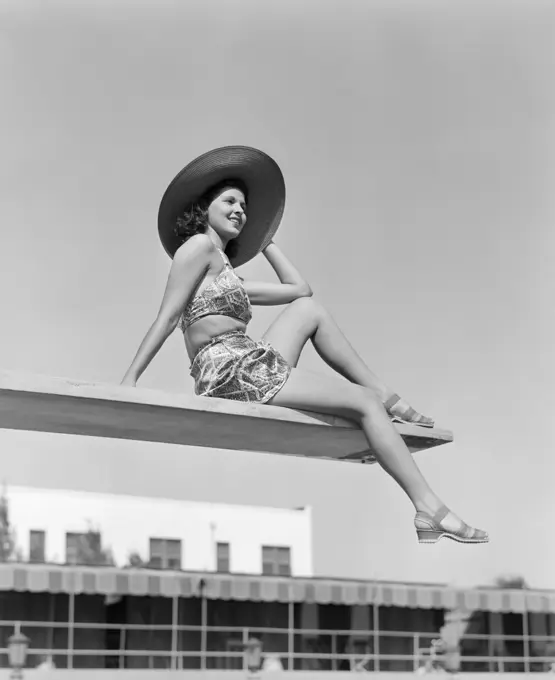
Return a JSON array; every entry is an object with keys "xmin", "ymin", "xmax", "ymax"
[{"xmin": 1, "ymin": 620, "xmax": 554, "ymax": 672}]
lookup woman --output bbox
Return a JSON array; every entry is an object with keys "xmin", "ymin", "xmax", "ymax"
[{"xmin": 122, "ymin": 146, "xmax": 488, "ymax": 545}]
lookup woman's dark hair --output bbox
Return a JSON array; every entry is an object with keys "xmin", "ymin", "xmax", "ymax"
[{"xmin": 174, "ymin": 178, "xmax": 248, "ymax": 260}]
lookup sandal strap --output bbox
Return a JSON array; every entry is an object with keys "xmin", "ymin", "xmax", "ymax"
[
  {"xmin": 383, "ymin": 394, "xmax": 401, "ymax": 411},
  {"xmin": 433, "ymin": 508, "xmax": 480, "ymax": 538},
  {"xmin": 432, "ymin": 506, "xmax": 450, "ymax": 525},
  {"xmin": 463, "ymin": 524, "xmax": 478, "ymax": 539},
  {"xmin": 402, "ymin": 406, "xmax": 418, "ymax": 421}
]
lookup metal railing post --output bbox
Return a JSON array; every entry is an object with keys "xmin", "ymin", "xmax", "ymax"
[
  {"xmin": 488, "ymin": 632, "xmax": 494, "ymax": 672},
  {"xmin": 288, "ymin": 599, "xmax": 294, "ymax": 671},
  {"xmin": 242, "ymin": 627, "xmax": 249, "ymax": 671},
  {"xmin": 413, "ymin": 633, "xmax": 420, "ymax": 672},
  {"xmin": 373, "ymin": 605, "xmax": 380, "ymax": 672},
  {"xmin": 119, "ymin": 626, "xmax": 126, "ymax": 669},
  {"xmin": 522, "ymin": 611, "xmax": 530, "ymax": 673},
  {"xmin": 200, "ymin": 593, "xmax": 207, "ymax": 670},
  {"xmin": 171, "ymin": 595, "xmax": 178, "ymax": 670},
  {"xmin": 67, "ymin": 592, "xmax": 75, "ymax": 670}
]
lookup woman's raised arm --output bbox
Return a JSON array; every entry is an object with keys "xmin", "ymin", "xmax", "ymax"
[
  {"xmin": 241, "ymin": 241, "xmax": 313, "ymax": 306},
  {"xmin": 262, "ymin": 242, "xmax": 311, "ymax": 290},
  {"xmin": 121, "ymin": 234, "xmax": 212, "ymax": 386}
]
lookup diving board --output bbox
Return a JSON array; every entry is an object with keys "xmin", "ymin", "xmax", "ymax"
[{"xmin": 0, "ymin": 371, "xmax": 452, "ymax": 463}]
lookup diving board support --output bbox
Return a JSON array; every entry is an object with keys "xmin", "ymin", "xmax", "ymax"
[{"xmin": 0, "ymin": 371, "xmax": 453, "ymax": 463}]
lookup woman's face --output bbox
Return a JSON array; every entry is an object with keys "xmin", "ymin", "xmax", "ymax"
[{"xmin": 206, "ymin": 187, "xmax": 247, "ymax": 240}]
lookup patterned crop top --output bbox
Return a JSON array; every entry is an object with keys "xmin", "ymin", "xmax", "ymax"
[{"xmin": 179, "ymin": 248, "xmax": 252, "ymax": 332}]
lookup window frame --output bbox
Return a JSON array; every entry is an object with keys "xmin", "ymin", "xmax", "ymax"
[
  {"xmin": 149, "ymin": 537, "xmax": 182, "ymax": 570},
  {"xmin": 29, "ymin": 529, "xmax": 46, "ymax": 563},
  {"xmin": 261, "ymin": 545, "xmax": 291, "ymax": 576},
  {"xmin": 216, "ymin": 542, "xmax": 230, "ymax": 573}
]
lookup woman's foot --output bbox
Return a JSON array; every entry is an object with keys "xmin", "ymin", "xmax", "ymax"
[
  {"xmin": 414, "ymin": 505, "xmax": 489, "ymax": 544},
  {"xmin": 384, "ymin": 393, "xmax": 435, "ymax": 428}
]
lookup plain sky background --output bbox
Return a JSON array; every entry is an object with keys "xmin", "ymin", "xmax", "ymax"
[{"xmin": 1, "ymin": 0, "xmax": 554, "ymax": 589}]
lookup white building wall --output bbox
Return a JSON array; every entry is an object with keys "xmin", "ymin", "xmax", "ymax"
[{"xmin": 7, "ymin": 486, "xmax": 313, "ymax": 577}]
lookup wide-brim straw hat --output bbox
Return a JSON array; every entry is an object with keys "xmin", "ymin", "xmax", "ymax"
[{"xmin": 158, "ymin": 145, "xmax": 286, "ymax": 268}]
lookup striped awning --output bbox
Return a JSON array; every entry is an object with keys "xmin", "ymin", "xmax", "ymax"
[{"xmin": 0, "ymin": 564, "xmax": 554, "ymax": 613}]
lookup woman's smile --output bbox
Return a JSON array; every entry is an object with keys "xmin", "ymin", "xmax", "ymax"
[{"xmin": 229, "ymin": 214, "xmax": 244, "ymax": 228}]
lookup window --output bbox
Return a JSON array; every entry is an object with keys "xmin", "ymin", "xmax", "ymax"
[
  {"xmin": 149, "ymin": 538, "xmax": 182, "ymax": 570},
  {"xmin": 216, "ymin": 542, "xmax": 230, "ymax": 572},
  {"xmin": 262, "ymin": 546, "xmax": 291, "ymax": 576},
  {"xmin": 29, "ymin": 530, "xmax": 46, "ymax": 563},
  {"xmin": 65, "ymin": 531, "xmax": 104, "ymax": 565}
]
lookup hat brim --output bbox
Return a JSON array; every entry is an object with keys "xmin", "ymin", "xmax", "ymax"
[{"xmin": 158, "ymin": 146, "xmax": 286, "ymax": 268}]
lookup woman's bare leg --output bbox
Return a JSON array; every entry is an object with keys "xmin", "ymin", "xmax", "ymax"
[
  {"xmin": 267, "ymin": 367, "xmax": 487, "ymax": 540},
  {"xmin": 269, "ymin": 368, "xmax": 434, "ymax": 511},
  {"xmin": 263, "ymin": 297, "xmax": 433, "ymax": 425}
]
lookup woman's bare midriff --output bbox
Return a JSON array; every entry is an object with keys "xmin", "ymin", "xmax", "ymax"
[{"xmin": 184, "ymin": 315, "xmax": 247, "ymax": 362}]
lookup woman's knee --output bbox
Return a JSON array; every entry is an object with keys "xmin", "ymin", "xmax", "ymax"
[
  {"xmin": 336, "ymin": 384, "xmax": 377, "ymax": 421},
  {"xmin": 289, "ymin": 295, "xmax": 325, "ymax": 320},
  {"xmin": 356, "ymin": 386, "xmax": 384, "ymax": 419}
]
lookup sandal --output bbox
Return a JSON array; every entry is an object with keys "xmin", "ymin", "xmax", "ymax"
[
  {"xmin": 384, "ymin": 393, "xmax": 435, "ymax": 428},
  {"xmin": 415, "ymin": 506, "xmax": 489, "ymax": 544}
]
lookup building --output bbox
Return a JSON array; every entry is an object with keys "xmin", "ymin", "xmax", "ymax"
[
  {"xmin": 6, "ymin": 486, "xmax": 313, "ymax": 577},
  {"xmin": 1, "ymin": 486, "xmax": 555, "ymax": 672}
]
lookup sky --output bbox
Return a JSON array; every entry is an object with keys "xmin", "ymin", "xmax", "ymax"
[{"xmin": 0, "ymin": 0, "xmax": 554, "ymax": 589}]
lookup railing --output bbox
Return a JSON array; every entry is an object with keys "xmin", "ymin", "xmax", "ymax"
[{"xmin": 0, "ymin": 620, "xmax": 554, "ymax": 672}]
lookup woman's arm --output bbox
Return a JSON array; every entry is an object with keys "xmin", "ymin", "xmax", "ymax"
[
  {"xmin": 121, "ymin": 235, "xmax": 212, "ymax": 386},
  {"xmin": 242, "ymin": 241, "xmax": 313, "ymax": 306}
]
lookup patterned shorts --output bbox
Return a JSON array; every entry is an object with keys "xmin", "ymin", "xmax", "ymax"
[{"xmin": 190, "ymin": 330, "xmax": 292, "ymax": 404}]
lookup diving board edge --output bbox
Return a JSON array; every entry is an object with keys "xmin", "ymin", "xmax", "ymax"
[{"xmin": 0, "ymin": 370, "xmax": 453, "ymax": 462}]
